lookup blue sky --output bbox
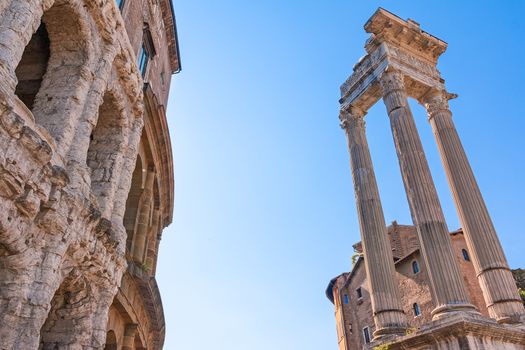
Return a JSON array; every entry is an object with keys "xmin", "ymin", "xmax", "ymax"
[{"xmin": 157, "ymin": 1, "xmax": 525, "ymax": 349}]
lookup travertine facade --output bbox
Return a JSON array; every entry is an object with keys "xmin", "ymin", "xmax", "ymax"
[
  {"xmin": 0, "ymin": 0, "xmax": 179, "ymax": 349},
  {"xmin": 332, "ymin": 7, "xmax": 525, "ymax": 350}
]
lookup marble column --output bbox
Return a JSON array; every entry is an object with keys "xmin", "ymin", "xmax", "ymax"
[
  {"xmin": 379, "ymin": 70, "xmax": 476, "ymax": 319},
  {"xmin": 132, "ymin": 169, "xmax": 155, "ymax": 263},
  {"xmin": 340, "ymin": 107, "xmax": 407, "ymax": 337},
  {"xmin": 422, "ymin": 90, "xmax": 525, "ymax": 323}
]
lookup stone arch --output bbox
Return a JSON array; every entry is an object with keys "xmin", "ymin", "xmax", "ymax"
[
  {"xmin": 39, "ymin": 270, "xmax": 94, "ymax": 348},
  {"xmin": 14, "ymin": 22, "xmax": 49, "ymax": 111},
  {"xmin": 13, "ymin": 0, "xmax": 92, "ymax": 142},
  {"xmin": 86, "ymin": 89, "xmax": 128, "ymax": 218},
  {"xmin": 104, "ymin": 330, "xmax": 117, "ymax": 350}
]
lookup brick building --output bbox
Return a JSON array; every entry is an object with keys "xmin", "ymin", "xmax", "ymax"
[
  {"xmin": 326, "ymin": 223, "xmax": 497, "ymax": 350},
  {"xmin": 0, "ymin": 0, "xmax": 179, "ymax": 349}
]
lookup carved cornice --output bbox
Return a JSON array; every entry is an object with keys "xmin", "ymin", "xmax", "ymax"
[{"xmin": 364, "ymin": 8, "xmax": 447, "ymax": 64}]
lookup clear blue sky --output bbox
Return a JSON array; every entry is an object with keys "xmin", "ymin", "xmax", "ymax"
[{"xmin": 157, "ymin": 1, "xmax": 525, "ymax": 349}]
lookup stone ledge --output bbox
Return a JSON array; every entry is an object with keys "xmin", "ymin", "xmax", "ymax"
[{"xmin": 368, "ymin": 313, "xmax": 525, "ymax": 350}]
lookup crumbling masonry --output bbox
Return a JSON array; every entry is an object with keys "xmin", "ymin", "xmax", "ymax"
[{"xmin": 0, "ymin": 0, "xmax": 179, "ymax": 349}]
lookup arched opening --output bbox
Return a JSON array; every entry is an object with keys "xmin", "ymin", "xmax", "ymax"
[
  {"xmin": 39, "ymin": 271, "xmax": 93, "ymax": 348},
  {"xmin": 413, "ymin": 302, "xmax": 421, "ymax": 316},
  {"xmin": 14, "ymin": 22, "xmax": 50, "ymax": 111},
  {"xmin": 86, "ymin": 91, "xmax": 126, "ymax": 216},
  {"xmin": 412, "ymin": 260, "xmax": 420, "ymax": 274},
  {"xmin": 462, "ymin": 248, "xmax": 470, "ymax": 261},
  {"xmin": 124, "ymin": 156, "xmax": 143, "ymax": 252},
  {"xmin": 104, "ymin": 330, "xmax": 117, "ymax": 350},
  {"xmin": 12, "ymin": 0, "xmax": 90, "ymax": 139}
]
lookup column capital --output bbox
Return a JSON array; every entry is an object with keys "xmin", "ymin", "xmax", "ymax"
[
  {"xmin": 420, "ymin": 89, "xmax": 458, "ymax": 119},
  {"xmin": 339, "ymin": 104, "xmax": 366, "ymax": 130},
  {"xmin": 379, "ymin": 69, "xmax": 406, "ymax": 95}
]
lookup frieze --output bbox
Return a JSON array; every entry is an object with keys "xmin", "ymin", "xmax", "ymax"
[
  {"xmin": 340, "ymin": 43, "xmax": 386, "ymax": 98},
  {"xmin": 386, "ymin": 45, "xmax": 439, "ymax": 79}
]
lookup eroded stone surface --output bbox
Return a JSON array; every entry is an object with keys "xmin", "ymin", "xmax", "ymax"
[{"xmin": 0, "ymin": 0, "xmax": 178, "ymax": 349}]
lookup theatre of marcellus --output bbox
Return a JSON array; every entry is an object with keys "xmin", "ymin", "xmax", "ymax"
[
  {"xmin": 0, "ymin": 0, "xmax": 178, "ymax": 349},
  {"xmin": 329, "ymin": 7, "xmax": 525, "ymax": 350}
]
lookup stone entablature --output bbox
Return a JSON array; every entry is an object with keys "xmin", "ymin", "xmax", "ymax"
[{"xmin": 340, "ymin": 8, "xmax": 447, "ymax": 114}]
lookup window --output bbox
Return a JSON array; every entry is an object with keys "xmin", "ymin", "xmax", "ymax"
[
  {"xmin": 356, "ymin": 287, "xmax": 363, "ymax": 299},
  {"xmin": 362, "ymin": 326, "xmax": 371, "ymax": 344},
  {"xmin": 138, "ymin": 23, "xmax": 157, "ymax": 79},
  {"xmin": 412, "ymin": 260, "xmax": 420, "ymax": 274},
  {"xmin": 343, "ymin": 294, "xmax": 349, "ymax": 304},
  {"xmin": 138, "ymin": 45, "xmax": 149, "ymax": 77},
  {"xmin": 413, "ymin": 303, "xmax": 421, "ymax": 316},
  {"xmin": 462, "ymin": 249, "xmax": 470, "ymax": 261}
]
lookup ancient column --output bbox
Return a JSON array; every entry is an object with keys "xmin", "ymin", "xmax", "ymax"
[
  {"xmin": 132, "ymin": 169, "xmax": 155, "ymax": 263},
  {"xmin": 122, "ymin": 323, "xmax": 138, "ymax": 350},
  {"xmin": 340, "ymin": 107, "xmax": 407, "ymax": 337},
  {"xmin": 422, "ymin": 90, "xmax": 525, "ymax": 323},
  {"xmin": 380, "ymin": 70, "xmax": 476, "ymax": 319}
]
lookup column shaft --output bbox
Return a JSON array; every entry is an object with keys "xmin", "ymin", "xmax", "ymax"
[
  {"xmin": 424, "ymin": 91, "xmax": 524, "ymax": 323},
  {"xmin": 122, "ymin": 323, "xmax": 138, "ymax": 350},
  {"xmin": 341, "ymin": 108, "xmax": 407, "ymax": 337},
  {"xmin": 132, "ymin": 170, "xmax": 155, "ymax": 263},
  {"xmin": 380, "ymin": 70, "xmax": 476, "ymax": 319}
]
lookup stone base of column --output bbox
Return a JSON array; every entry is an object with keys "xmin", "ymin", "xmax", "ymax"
[
  {"xmin": 431, "ymin": 302, "xmax": 480, "ymax": 321},
  {"xmin": 373, "ymin": 310, "xmax": 409, "ymax": 340},
  {"xmin": 366, "ymin": 313, "xmax": 525, "ymax": 350}
]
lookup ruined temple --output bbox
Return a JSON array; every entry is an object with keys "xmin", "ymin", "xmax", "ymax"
[
  {"xmin": 0, "ymin": 0, "xmax": 179, "ymax": 349},
  {"xmin": 329, "ymin": 8, "xmax": 525, "ymax": 349}
]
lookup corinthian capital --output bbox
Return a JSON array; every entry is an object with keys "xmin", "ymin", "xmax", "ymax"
[
  {"xmin": 339, "ymin": 104, "xmax": 366, "ymax": 130},
  {"xmin": 379, "ymin": 70, "xmax": 405, "ymax": 95},
  {"xmin": 420, "ymin": 90, "xmax": 458, "ymax": 118}
]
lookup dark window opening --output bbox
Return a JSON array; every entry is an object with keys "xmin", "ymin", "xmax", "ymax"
[
  {"xmin": 412, "ymin": 260, "xmax": 420, "ymax": 274},
  {"xmin": 462, "ymin": 249, "xmax": 470, "ymax": 261},
  {"xmin": 413, "ymin": 303, "xmax": 421, "ymax": 316},
  {"xmin": 138, "ymin": 45, "xmax": 149, "ymax": 77},
  {"xmin": 15, "ymin": 22, "xmax": 50, "ymax": 111},
  {"xmin": 356, "ymin": 287, "xmax": 363, "ymax": 299},
  {"xmin": 363, "ymin": 326, "xmax": 371, "ymax": 344}
]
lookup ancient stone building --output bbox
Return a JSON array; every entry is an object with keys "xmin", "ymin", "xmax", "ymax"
[
  {"xmin": 0, "ymin": 0, "xmax": 179, "ymax": 349},
  {"xmin": 331, "ymin": 7, "xmax": 525, "ymax": 350}
]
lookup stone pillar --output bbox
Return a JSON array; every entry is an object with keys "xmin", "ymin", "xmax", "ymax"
[
  {"xmin": 122, "ymin": 323, "xmax": 138, "ymax": 350},
  {"xmin": 132, "ymin": 169, "xmax": 155, "ymax": 263},
  {"xmin": 422, "ymin": 90, "xmax": 525, "ymax": 323},
  {"xmin": 145, "ymin": 208, "xmax": 160, "ymax": 274},
  {"xmin": 379, "ymin": 70, "xmax": 476, "ymax": 319},
  {"xmin": 340, "ymin": 107, "xmax": 407, "ymax": 337}
]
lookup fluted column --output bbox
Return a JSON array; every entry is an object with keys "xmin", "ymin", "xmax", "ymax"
[
  {"xmin": 422, "ymin": 90, "xmax": 525, "ymax": 323},
  {"xmin": 379, "ymin": 70, "xmax": 476, "ymax": 319},
  {"xmin": 340, "ymin": 107, "xmax": 407, "ymax": 337}
]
